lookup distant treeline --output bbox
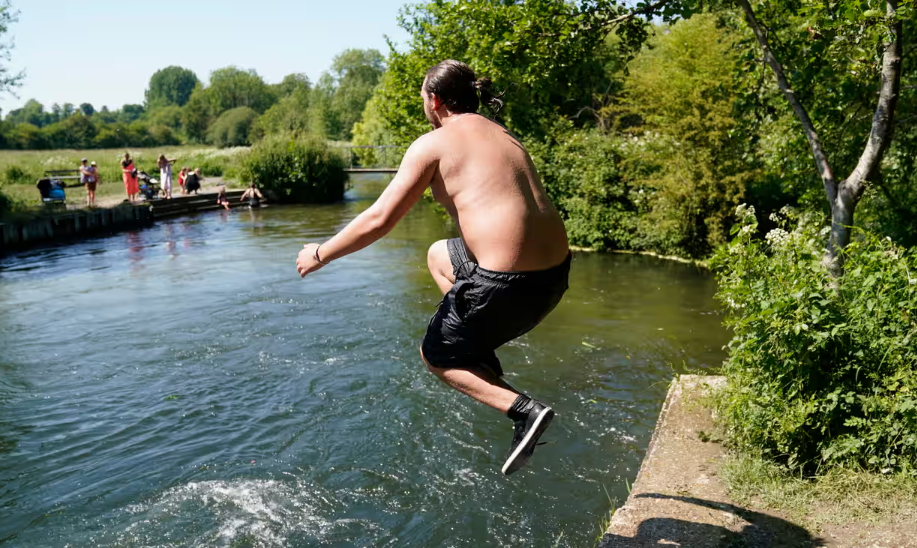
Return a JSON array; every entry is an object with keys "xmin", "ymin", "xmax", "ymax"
[{"xmin": 0, "ymin": 48, "xmax": 385, "ymax": 150}]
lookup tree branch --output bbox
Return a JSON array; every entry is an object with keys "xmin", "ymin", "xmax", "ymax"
[
  {"xmin": 734, "ymin": 0, "xmax": 839, "ymax": 206},
  {"xmin": 843, "ymin": 0, "xmax": 903, "ymax": 199},
  {"xmin": 602, "ymin": 0, "xmax": 671, "ymax": 26}
]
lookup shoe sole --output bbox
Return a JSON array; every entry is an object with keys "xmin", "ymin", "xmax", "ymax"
[{"xmin": 501, "ymin": 406, "xmax": 555, "ymax": 475}]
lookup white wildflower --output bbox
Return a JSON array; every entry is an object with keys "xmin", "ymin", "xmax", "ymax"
[{"xmin": 766, "ymin": 228, "xmax": 791, "ymax": 244}]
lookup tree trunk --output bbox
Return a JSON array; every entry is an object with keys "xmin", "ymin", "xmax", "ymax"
[
  {"xmin": 826, "ymin": 0, "xmax": 903, "ymax": 270},
  {"xmin": 736, "ymin": 0, "xmax": 903, "ymax": 274}
]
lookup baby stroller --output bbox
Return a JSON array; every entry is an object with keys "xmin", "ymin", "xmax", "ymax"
[
  {"xmin": 137, "ymin": 171, "xmax": 162, "ymax": 201},
  {"xmin": 36, "ymin": 178, "xmax": 67, "ymax": 205}
]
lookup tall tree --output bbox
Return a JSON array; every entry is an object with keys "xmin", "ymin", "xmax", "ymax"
[
  {"xmin": 118, "ymin": 104, "xmax": 144, "ymax": 124},
  {"xmin": 181, "ymin": 87, "xmax": 211, "ymax": 143},
  {"xmin": 274, "ymin": 73, "xmax": 311, "ymax": 97},
  {"xmin": 0, "ymin": 0, "xmax": 23, "ymax": 95},
  {"xmin": 329, "ymin": 48, "xmax": 385, "ymax": 140},
  {"xmin": 207, "ymin": 67, "xmax": 276, "ymax": 116},
  {"xmin": 79, "ymin": 102, "xmax": 94, "ymax": 116},
  {"xmin": 5, "ymin": 98, "xmax": 47, "ymax": 126},
  {"xmin": 731, "ymin": 0, "xmax": 906, "ymax": 271},
  {"xmin": 145, "ymin": 66, "xmax": 200, "ymax": 108},
  {"xmin": 375, "ymin": 0, "xmax": 632, "ymax": 143}
]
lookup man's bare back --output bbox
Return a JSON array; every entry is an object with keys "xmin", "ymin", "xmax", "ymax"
[{"xmin": 424, "ymin": 114, "xmax": 569, "ymax": 272}]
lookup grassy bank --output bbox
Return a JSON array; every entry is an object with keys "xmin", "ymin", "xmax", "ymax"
[
  {"xmin": 0, "ymin": 146, "xmax": 248, "ymax": 214},
  {"xmin": 721, "ymin": 451, "xmax": 917, "ymax": 529}
]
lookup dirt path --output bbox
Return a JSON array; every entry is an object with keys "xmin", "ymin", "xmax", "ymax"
[{"xmin": 600, "ymin": 376, "xmax": 917, "ymax": 548}]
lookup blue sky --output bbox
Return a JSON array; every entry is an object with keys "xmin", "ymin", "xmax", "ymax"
[{"xmin": 0, "ymin": 0, "xmax": 411, "ymax": 113}]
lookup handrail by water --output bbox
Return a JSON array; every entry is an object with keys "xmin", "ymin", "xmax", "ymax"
[{"xmin": 334, "ymin": 145, "xmax": 405, "ymax": 173}]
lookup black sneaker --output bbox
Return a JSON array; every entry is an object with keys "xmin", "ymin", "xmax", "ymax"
[{"xmin": 502, "ymin": 401, "xmax": 555, "ymax": 475}]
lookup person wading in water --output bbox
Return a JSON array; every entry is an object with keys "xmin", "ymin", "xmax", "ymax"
[{"xmin": 296, "ymin": 60, "xmax": 570, "ymax": 475}]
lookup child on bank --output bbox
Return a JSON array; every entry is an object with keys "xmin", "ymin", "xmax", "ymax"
[
  {"xmin": 216, "ymin": 187, "xmax": 231, "ymax": 210},
  {"xmin": 177, "ymin": 167, "xmax": 188, "ymax": 195}
]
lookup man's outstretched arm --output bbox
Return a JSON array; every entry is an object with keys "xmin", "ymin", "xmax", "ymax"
[{"xmin": 296, "ymin": 136, "xmax": 437, "ymax": 278}]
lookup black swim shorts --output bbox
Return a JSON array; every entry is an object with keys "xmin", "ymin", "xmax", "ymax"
[{"xmin": 421, "ymin": 238, "xmax": 570, "ymax": 377}]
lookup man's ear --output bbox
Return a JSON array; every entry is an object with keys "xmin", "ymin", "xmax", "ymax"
[{"xmin": 430, "ymin": 92, "xmax": 443, "ymax": 111}]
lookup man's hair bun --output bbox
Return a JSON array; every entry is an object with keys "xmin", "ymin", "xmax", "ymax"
[{"xmin": 473, "ymin": 77, "xmax": 493, "ymax": 91}]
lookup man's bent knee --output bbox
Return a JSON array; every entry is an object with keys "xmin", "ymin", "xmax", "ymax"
[
  {"xmin": 420, "ymin": 346, "xmax": 445, "ymax": 376},
  {"xmin": 427, "ymin": 239, "xmax": 452, "ymax": 276}
]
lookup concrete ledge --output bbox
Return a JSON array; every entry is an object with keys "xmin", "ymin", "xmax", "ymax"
[
  {"xmin": 599, "ymin": 375, "xmax": 823, "ymax": 548},
  {"xmin": 1, "ymin": 204, "xmax": 153, "ymax": 255}
]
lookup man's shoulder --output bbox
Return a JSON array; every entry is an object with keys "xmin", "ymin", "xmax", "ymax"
[{"xmin": 406, "ymin": 130, "xmax": 444, "ymax": 161}]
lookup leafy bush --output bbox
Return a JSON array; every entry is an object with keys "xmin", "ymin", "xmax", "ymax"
[
  {"xmin": 3, "ymin": 164, "xmax": 31, "ymax": 185},
  {"xmin": 207, "ymin": 107, "xmax": 259, "ymax": 148},
  {"xmin": 619, "ymin": 14, "xmax": 756, "ymax": 258},
  {"xmin": 240, "ymin": 135, "xmax": 348, "ymax": 203},
  {"xmin": 529, "ymin": 124, "xmax": 647, "ymax": 250},
  {"xmin": 713, "ymin": 205, "xmax": 917, "ymax": 473}
]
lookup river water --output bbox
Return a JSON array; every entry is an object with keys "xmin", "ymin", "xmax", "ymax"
[{"xmin": 0, "ymin": 175, "xmax": 727, "ymax": 547}]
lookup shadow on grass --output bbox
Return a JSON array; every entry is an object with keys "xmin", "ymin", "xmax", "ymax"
[{"xmin": 598, "ymin": 494, "xmax": 823, "ymax": 548}]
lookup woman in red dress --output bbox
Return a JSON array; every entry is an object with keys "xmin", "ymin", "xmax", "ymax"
[{"xmin": 121, "ymin": 153, "xmax": 139, "ymax": 202}]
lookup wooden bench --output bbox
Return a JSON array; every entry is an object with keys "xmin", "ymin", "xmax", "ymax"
[{"xmin": 44, "ymin": 169, "xmax": 83, "ymax": 182}]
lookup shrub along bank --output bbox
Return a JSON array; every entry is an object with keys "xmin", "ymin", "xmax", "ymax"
[
  {"xmin": 240, "ymin": 135, "xmax": 348, "ymax": 204},
  {"xmin": 713, "ymin": 206, "xmax": 917, "ymax": 473}
]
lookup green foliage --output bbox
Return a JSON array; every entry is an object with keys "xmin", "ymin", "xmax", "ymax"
[
  {"xmin": 375, "ymin": 0, "xmax": 620, "ymax": 143},
  {"xmin": 145, "ymin": 66, "xmax": 200, "ymax": 108},
  {"xmin": 5, "ymin": 99, "xmax": 52, "ymax": 127},
  {"xmin": 621, "ymin": 14, "xmax": 757, "ymax": 257},
  {"xmin": 2, "ymin": 163, "xmax": 29, "ymax": 184},
  {"xmin": 181, "ymin": 87, "xmax": 211, "ymax": 143},
  {"xmin": 528, "ymin": 123, "xmax": 646, "ymax": 251},
  {"xmin": 240, "ymin": 135, "xmax": 348, "ymax": 203},
  {"xmin": 206, "ymin": 67, "xmax": 276, "ymax": 115},
  {"xmin": 713, "ymin": 205, "xmax": 917, "ymax": 473},
  {"xmin": 118, "ymin": 104, "xmax": 145, "ymax": 124},
  {"xmin": 207, "ymin": 106, "xmax": 258, "ymax": 148},
  {"xmin": 273, "ymin": 73, "xmax": 311, "ymax": 98},
  {"xmin": 256, "ymin": 86, "xmax": 312, "ymax": 137},
  {"xmin": 351, "ymin": 95, "xmax": 404, "ymax": 167},
  {"xmin": 148, "ymin": 105, "xmax": 184, "ymax": 131},
  {"xmin": 256, "ymin": 50, "xmax": 384, "ymax": 142},
  {"xmin": 0, "ymin": 0, "xmax": 23, "ymax": 93},
  {"xmin": 328, "ymin": 48, "xmax": 385, "ymax": 140}
]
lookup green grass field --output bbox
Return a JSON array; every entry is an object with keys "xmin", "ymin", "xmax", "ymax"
[{"xmin": 0, "ymin": 146, "xmax": 248, "ymax": 211}]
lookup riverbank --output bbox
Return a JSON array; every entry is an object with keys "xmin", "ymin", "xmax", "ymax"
[
  {"xmin": 0, "ymin": 182, "xmax": 249, "ymax": 254},
  {"xmin": 600, "ymin": 376, "xmax": 917, "ymax": 547}
]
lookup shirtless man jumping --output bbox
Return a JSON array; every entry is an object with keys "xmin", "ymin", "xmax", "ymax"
[{"xmin": 296, "ymin": 60, "xmax": 570, "ymax": 475}]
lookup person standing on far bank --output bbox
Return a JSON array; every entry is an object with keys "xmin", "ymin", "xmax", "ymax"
[
  {"xmin": 79, "ymin": 158, "xmax": 99, "ymax": 207},
  {"xmin": 296, "ymin": 60, "xmax": 570, "ymax": 476},
  {"xmin": 121, "ymin": 153, "xmax": 139, "ymax": 203},
  {"xmin": 157, "ymin": 154, "xmax": 178, "ymax": 199}
]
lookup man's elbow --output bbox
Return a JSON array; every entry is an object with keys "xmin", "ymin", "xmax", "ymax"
[{"xmin": 365, "ymin": 208, "xmax": 396, "ymax": 237}]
